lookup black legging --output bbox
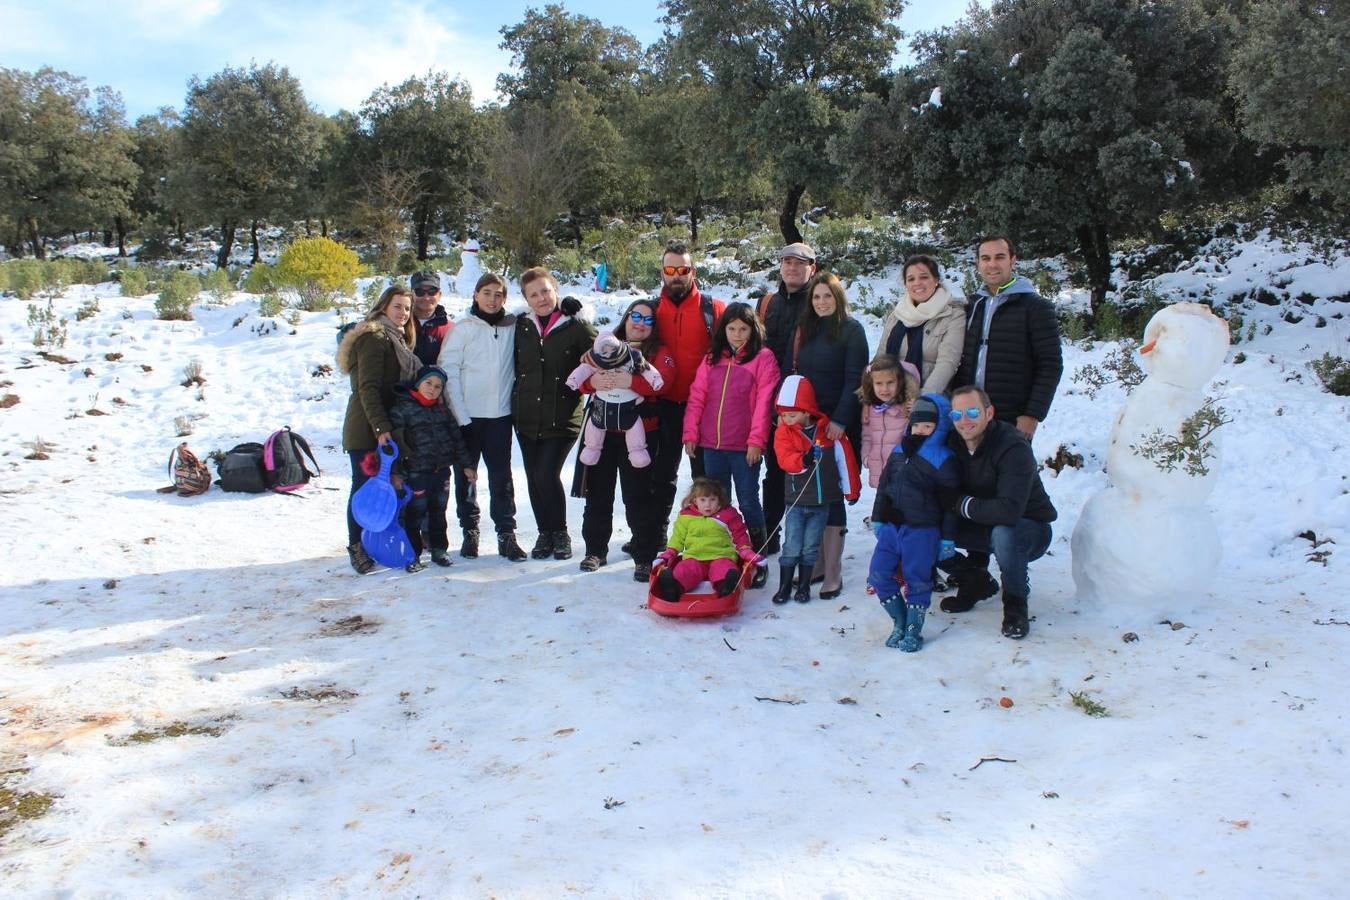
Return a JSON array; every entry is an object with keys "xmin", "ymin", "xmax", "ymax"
[
  {"xmin": 579, "ymin": 428, "xmax": 662, "ymax": 564},
  {"xmin": 516, "ymin": 432, "xmax": 577, "ymax": 532}
]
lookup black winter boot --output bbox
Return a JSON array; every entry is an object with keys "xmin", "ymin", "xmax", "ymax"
[
  {"xmin": 460, "ymin": 529, "xmax": 480, "ymax": 559},
  {"xmin": 716, "ymin": 568, "xmax": 742, "ymax": 597},
  {"xmin": 941, "ymin": 567, "xmax": 1000, "ymax": 613},
  {"xmin": 551, "ymin": 530, "xmax": 573, "ymax": 560},
  {"xmin": 1002, "ymin": 593, "xmax": 1030, "ymax": 639},
  {"xmin": 529, "ymin": 532, "xmax": 555, "ymax": 560},
  {"xmin": 771, "ymin": 564, "xmax": 796, "ymax": 604},
  {"xmin": 657, "ymin": 567, "xmax": 684, "ymax": 602},
  {"xmin": 748, "ymin": 527, "xmax": 769, "ymax": 588},
  {"xmin": 498, "ymin": 532, "xmax": 527, "ymax": 562},
  {"xmin": 347, "ymin": 542, "xmax": 375, "ymax": 575}
]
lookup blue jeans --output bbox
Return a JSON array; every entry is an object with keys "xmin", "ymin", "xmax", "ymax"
[
  {"xmin": 702, "ymin": 449, "xmax": 764, "ymax": 529},
  {"xmin": 781, "ymin": 506, "xmax": 828, "ymax": 568},
  {"xmin": 868, "ymin": 524, "xmax": 941, "ymax": 609},
  {"xmin": 453, "ymin": 416, "xmax": 517, "ymax": 534},
  {"xmin": 991, "ymin": 518, "xmax": 1053, "ymax": 598}
]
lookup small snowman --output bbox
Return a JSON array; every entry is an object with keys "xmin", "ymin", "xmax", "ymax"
[
  {"xmin": 452, "ymin": 238, "xmax": 482, "ymax": 296},
  {"xmin": 1071, "ymin": 302, "xmax": 1231, "ymax": 608}
]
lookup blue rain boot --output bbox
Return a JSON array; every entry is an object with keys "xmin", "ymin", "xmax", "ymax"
[
  {"xmin": 881, "ymin": 596, "xmax": 906, "ymax": 648},
  {"xmin": 899, "ymin": 604, "xmax": 927, "ymax": 652}
]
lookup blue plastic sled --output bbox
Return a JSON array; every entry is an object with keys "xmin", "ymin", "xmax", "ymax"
[
  {"xmin": 352, "ymin": 442, "xmax": 400, "ymax": 531},
  {"xmin": 361, "ymin": 489, "xmax": 415, "ymax": 569}
]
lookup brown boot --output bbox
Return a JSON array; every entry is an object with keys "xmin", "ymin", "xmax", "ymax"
[{"xmin": 818, "ymin": 525, "xmax": 845, "ymax": 599}]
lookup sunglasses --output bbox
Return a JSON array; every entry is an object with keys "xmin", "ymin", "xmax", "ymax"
[
  {"xmin": 628, "ymin": 311, "xmax": 656, "ymax": 326},
  {"xmin": 413, "ymin": 287, "xmax": 440, "ymax": 296},
  {"xmin": 662, "ymin": 265, "xmax": 692, "ymax": 276},
  {"xmin": 949, "ymin": 407, "xmax": 984, "ymax": 421}
]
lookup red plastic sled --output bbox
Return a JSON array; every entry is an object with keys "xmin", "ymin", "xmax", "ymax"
[{"xmin": 647, "ymin": 557, "xmax": 755, "ymax": 618}]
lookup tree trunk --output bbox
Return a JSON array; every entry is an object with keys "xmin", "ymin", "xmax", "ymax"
[
  {"xmin": 569, "ymin": 207, "xmax": 583, "ymax": 249},
  {"xmin": 304, "ymin": 218, "xmax": 313, "ymax": 237},
  {"xmin": 689, "ymin": 200, "xmax": 701, "ymax": 245},
  {"xmin": 101, "ymin": 228, "xmax": 112, "ymax": 247},
  {"xmin": 27, "ymin": 218, "xmax": 46, "ymax": 259},
  {"xmin": 216, "ymin": 221, "xmax": 236, "ymax": 269},
  {"xmin": 320, "ymin": 218, "xmax": 329, "ymax": 238},
  {"xmin": 12, "ymin": 222, "xmax": 25, "ymax": 257},
  {"xmin": 250, "ymin": 219, "xmax": 261, "ymax": 264},
  {"xmin": 176, "ymin": 219, "xmax": 186, "ymax": 241},
  {"xmin": 114, "ymin": 216, "xmax": 128, "ymax": 257},
  {"xmin": 778, "ymin": 184, "xmax": 806, "ymax": 245},
  {"xmin": 1076, "ymin": 223, "xmax": 1112, "ymax": 316},
  {"xmin": 415, "ymin": 205, "xmax": 431, "ymax": 260}
]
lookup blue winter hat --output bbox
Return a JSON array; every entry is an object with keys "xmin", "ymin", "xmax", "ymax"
[{"xmin": 413, "ymin": 365, "xmax": 448, "ymax": 387}]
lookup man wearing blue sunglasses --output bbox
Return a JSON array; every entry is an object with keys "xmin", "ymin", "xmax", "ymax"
[{"xmin": 941, "ymin": 385, "xmax": 1057, "ymax": 639}]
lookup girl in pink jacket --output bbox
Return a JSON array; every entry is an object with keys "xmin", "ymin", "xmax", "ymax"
[
  {"xmin": 858, "ymin": 356, "xmax": 921, "ymax": 488},
  {"xmin": 682, "ymin": 303, "xmax": 780, "ymax": 549}
]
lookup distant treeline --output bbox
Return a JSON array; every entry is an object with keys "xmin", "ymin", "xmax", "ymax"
[{"xmin": 1, "ymin": 0, "xmax": 1345, "ymax": 309}]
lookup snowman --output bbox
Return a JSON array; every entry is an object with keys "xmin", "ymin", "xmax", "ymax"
[
  {"xmin": 452, "ymin": 238, "xmax": 482, "ymax": 296},
  {"xmin": 1071, "ymin": 302, "xmax": 1231, "ymax": 609}
]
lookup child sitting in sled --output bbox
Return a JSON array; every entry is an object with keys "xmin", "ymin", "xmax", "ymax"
[{"xmin": 654, "ymin": 477, "xmax": 764, "ymax": 601}]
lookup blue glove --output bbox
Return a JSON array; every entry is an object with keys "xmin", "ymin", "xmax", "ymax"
[
  {"xmin": 939, "ymin": 540, "xmax": 956, "ymax": 561},
  {"xmin": 811, "ymin": 444, "xmax": 823, "ymax": 461},
  {"xmin": 872, "ymin": 521, "xmax": 884, "ymax": 537}
]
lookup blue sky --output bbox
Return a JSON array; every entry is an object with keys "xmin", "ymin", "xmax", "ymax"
[{"xmin": 0, "ymin": 0, "xmax": 978, "ymax": 120}]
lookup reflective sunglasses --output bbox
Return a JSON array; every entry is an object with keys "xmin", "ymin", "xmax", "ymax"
[
  {"xmin": 628, "ymin": 311, "xmax": 656, "ymax": 326},
  {"xmin": 662, "ymin": 265, "xmax": 692, "ymax": 276},
  {"xmin": 413, "ymin": 286, "xmax": 440, "ymax": 296},
  {"xmin": 949, "ymin": 407, "xmax": 983, "ymax": 421}
]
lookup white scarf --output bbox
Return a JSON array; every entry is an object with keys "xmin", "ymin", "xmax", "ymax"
[{"xmin": 893, "ymin": 284, "xmax": 955, "ymax": 328}]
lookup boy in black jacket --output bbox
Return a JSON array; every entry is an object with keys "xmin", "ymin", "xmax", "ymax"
[
  {"xmin": 389, "ymin": 365, "xmax": 477, "ymax": 571},
  {"xmin": 868, "ymin": 394, "xmax": 961, "ymax": 651}
]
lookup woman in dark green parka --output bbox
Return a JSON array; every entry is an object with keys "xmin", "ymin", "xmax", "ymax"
[
  {"xmin": 337, "ymin": 285, "xmax": 420, "ymax": 572},
  {"xmin": 513, "ymin": 266, "xmax": 595, "ymax": 561}
]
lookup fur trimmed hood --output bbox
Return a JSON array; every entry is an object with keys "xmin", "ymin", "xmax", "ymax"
[{"xmin": 337, "ymin": 320, "xmax": 388, "ymax": 374}]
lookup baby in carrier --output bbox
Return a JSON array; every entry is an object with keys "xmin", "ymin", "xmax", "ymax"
[{"xmin": 567, "ymin": 332, "xmax": 664, "ymax": 467}]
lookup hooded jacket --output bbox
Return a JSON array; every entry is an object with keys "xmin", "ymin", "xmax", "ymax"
[
  {"xmin": 683, "ymin": 346, "xmax": 780, "ymax": 452},
  {"xmin": 859, "ymin": 360, "xmax": 921, "ymax": 487},
  {"xmin": 388, "ymin": 386, "xmax": 473, "ymax": 475},
  {"xmin": 872, "ymin": 392, "xmax": 961, "ymax": 537},
  {"xmin": 953, "ymin": 275, "xmax": 1063, "ymax": 423},
  {"xmin": 772, "ymin": 375, "xmax": 861, "ymax": 507},
  {"xmin": 338, "ymin": 321, "xmax": 406, "ymax": 451}
]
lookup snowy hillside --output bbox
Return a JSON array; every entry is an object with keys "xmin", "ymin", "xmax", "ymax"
[{"xmin": 2, "ymin": 232, "xmax": 1348, "ymax": 898}]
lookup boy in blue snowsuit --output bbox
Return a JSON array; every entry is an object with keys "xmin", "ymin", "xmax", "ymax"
[{"xmin": 868, "ymin": 393, "xmax": 961, "ymax": 651}]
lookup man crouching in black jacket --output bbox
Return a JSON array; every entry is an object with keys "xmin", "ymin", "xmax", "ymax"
[{"xmin": 940, "ymin": 385, "xmax": 1057, "ymax": 638}]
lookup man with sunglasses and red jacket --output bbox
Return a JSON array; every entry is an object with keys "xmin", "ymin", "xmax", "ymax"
[
  {"xmin": 651, "ymin": 241, "xmax": 726, "ymax": 538},
  {"xmin": 410, "ymin": 271, "xmax": 453, "ymax": 366}
]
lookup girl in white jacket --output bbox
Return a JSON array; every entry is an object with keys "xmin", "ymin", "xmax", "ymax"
[{"xmin": 437, "ymin": 273, "xmax": 527, "ymax": 561}]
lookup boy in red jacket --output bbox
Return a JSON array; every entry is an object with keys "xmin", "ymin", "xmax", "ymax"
[{"xmin": 772, "ymin": 374, "xmax": 861, "ymax": 603}]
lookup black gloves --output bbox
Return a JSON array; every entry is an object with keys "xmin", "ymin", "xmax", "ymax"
[{"xmin": 560, "ymin": 296, "xmax": 583, "ymax": 316}]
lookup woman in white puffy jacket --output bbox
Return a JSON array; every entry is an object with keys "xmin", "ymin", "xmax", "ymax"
[{"xmin": 437, "ymin": 273, "xmax": 527, "ymax": 561}]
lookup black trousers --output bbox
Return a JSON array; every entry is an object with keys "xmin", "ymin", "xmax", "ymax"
[
  {"xmin": 651, "ymin": 399, "xmax": 703, "ymax": 540},
  {"xmin": 453, "ymin": 416, "xmax": 517, "ymax": 534},
  {"xmin": 579, "ymin": 429, "xmax": 662, "ymax": 564},
  {"xmin": 516, "ymin": 432, "xmax": 577, "ymax": 532}
]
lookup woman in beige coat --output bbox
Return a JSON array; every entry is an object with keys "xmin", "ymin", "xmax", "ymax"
[{"xmin": 875, "ymin": 255, "xmax": 967, "ymax": 394}]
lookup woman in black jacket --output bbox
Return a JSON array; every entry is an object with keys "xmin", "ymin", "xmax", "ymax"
[
  {"xmin": 790, "ymin": 272, "xmax": 869, "ymax": 597},
  {"xmin": 512, "ymin": 267, "xmax": 595, "ymax": 561}
]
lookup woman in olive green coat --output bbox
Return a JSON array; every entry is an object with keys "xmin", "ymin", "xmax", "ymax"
[
  {"xmin": 337, "ymin": 285, "xmax": 420, "ymax": 572},
  {"xmin": 513, "ymin": 267, "xmax": 595, "ymax": 561}
]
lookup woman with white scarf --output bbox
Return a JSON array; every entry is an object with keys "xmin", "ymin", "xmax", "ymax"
[
  {"xmin": 337, "ymin": 285, "xmax": 420, "ymax": 573},
  {"xmin": 875, "ymin": 255, "xmax": 967, "ymax": 394}
]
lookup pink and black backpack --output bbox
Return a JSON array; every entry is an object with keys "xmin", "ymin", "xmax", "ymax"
[{"xmin": 262, "ymin": 426, "xmax": 320, "ymax": 492}]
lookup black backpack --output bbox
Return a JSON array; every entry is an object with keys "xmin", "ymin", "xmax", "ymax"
[{"xmin": 216, "ymin": 442, "xmax": 267, "ymax": 493}]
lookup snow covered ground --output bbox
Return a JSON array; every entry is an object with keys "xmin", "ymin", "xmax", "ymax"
[{"xmin": 2, "ymin": 233, "xmax": 1348, "ymax": 898}]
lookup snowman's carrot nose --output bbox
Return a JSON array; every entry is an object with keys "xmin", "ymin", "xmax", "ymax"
[{"xmin": 1139, "ymin": 339, "xmax": 1157, "ymax": 354}]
